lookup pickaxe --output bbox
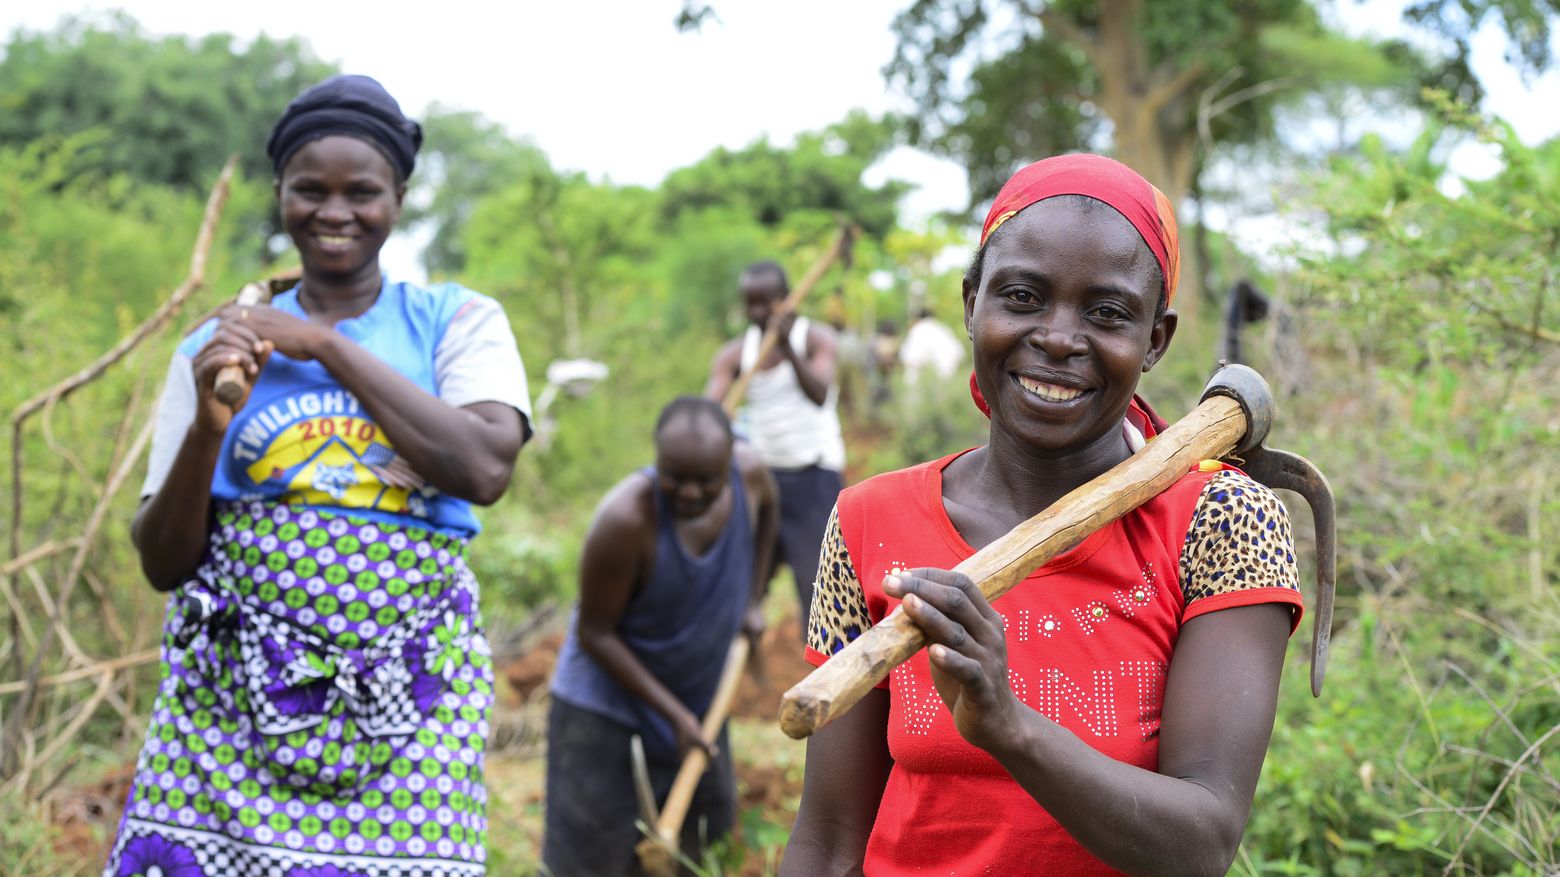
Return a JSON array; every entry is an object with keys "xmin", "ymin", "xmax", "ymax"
[
  {"xmin": 779, "ymin": 364, "xmax": 1336, "ymax": 740},
  {"xmin": 632, "ymin": 637, "xmax": 751, "ymax": 876}
]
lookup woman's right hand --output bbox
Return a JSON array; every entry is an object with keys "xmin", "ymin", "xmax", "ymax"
[
  {"xmin": 191, "ymin": 317, "xmax": 274, "ymax": 434},
  {"xmin": 673, "ymin": 707, "xmax": 717, "ymax": 762}
]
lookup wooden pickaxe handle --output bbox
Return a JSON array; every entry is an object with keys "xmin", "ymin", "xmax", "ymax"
[
  {"xmin": 636, "ymin": 636, "xmax": 752, "ymax": 876},
  {"xmin": 213, "ymin": 281, "xmax": 275, "ymax": 407},
  {"xmin": 721, "ymin": 225, "xmax": 856, "ymax": 417},
  {"xmin": 778, "ymin": 393, "xmax": 1250, "ymax": 739}
]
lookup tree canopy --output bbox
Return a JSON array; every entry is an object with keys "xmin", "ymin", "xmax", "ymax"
[
  {"xmin": 0, "ymin": 13, "xmax": 334, "ymax": 191},
  {"xmin": 885, "ymin": 0, "xmax": 1428, "ymax": 211}
]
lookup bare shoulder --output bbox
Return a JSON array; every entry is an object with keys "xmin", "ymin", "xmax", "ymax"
[
  {"xmin": 806, "ymin": 320, "xmax": 839, "ymax": 348},
  {"xmin": 733, "ymin": 439, "xmax": 763, "ymax": 473},
  {"xmin": 712, "ymin": 336, "xmax": 743, "ymax": 366},
  {"xmin": 587, "ymin": 470, "xmax": 657, "ymax": 545},
  {"xmin": 734, "ymin": 441, "xmax": 776, "ymax": 497}
]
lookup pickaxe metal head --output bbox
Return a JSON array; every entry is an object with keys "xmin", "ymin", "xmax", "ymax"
[
  {"xmin": 630, "ymin": 733, "xmax": 660, "ymax": 827},
  {"xmin": 1201, "ymin": 364, "xmax": 1337, "ymax": 696}
]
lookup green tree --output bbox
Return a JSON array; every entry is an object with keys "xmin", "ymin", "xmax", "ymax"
[
  {"xmin": 658, "ymin": 110, "xmax": 910, "ymax": 237},
  {"xmin": 1235, "ymin": 103, "xmax": 1560, "ymax": 876},
  {"xmin": 0, "ymin": 13, "xmax": 335, "ymax": 250},
  {"xmin": 0, "ymin": 13, "xmax": 334, "ymax": 190},
  {"xmin": 407, "ymin": 106, "xmax": 551, "ymax": 277},
  {"xmin": 462, "ymin": 162, "xmax": 663, "ymax": 362},
  {"xmin": 1407, "ymin": 0, "xmax": 1560, "ymax": 75},
  {"xmin": 885, "ymin": 0, "xmax": 1420, "ymax": 212}
]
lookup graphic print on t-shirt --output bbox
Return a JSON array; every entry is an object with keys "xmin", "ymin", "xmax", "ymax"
[{"xmin": 230, "ymin": 385, "xmax": 430, "ymax": 515}]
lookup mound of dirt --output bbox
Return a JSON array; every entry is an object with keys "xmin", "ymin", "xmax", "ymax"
[{"xmin": 496, "ymin": 611, "xmax": 815, "ymax": 721}]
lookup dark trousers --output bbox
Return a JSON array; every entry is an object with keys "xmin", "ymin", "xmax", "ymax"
[
  {"xmin": 540, "ymin": 697, "xmax": 735, "ymax": 877},
  {"xmin": 770, "ymin": 465, "xmax": 844, "ymax": 634}
]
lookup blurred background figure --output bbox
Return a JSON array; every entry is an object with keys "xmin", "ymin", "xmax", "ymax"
[
  {"xmin": 706, "ymin": 262, "xmax": 845, "ymax": 639},
  {"xmin": 542, "ymin": 397, "xmax": 776, "ymax": 877},
  {"xmin": 899, "ymin": 306, "xmax": 963, "ymax": 386}
]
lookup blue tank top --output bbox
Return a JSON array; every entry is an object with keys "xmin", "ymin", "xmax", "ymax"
[{"xmin": 550, "ymin": 464, "xmax": 753, "ymax": 758}]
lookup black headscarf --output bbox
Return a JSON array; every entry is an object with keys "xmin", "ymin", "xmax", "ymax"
[{"xmin": 266, "ymin": 74, "xmax": 422, "ymax": 181}]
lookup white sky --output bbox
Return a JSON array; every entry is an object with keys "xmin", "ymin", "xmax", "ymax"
[{"xmin": 3, "ymin": 1, "xmax": 1556, "ymax": 279}]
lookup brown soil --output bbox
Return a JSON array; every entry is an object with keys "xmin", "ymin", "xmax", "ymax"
[
  {"xmin": 495, "ymin": 611, "xmax": 816, "ymax": 722},
  {"xmin": 730, "ymin": 613, "xmax": 815, "ymax": 721},
  {"xmin": 41, "ymin": 762, "xmax": 135, "ymax": 867},
  {"xmin": 500, "ymin": 629, "xmax": 566, "ymax": 705}
]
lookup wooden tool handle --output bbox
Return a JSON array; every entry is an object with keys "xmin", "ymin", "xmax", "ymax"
[
  {"xmin": 721, "ymin": 225, "xmax": 855, "ymax": 417},
  {"xmin": 213, "ymin": 282, "xmax": 274, "ymax": 407},
  {"xmin": 658, "ymin": 636, "xmax": 749, "ymax": 835},
  {"xmin": 778, "ymin": 394, "xmax": 1248, "ymax": 739},
  {"xmin": 636, "ymin": 636, "xmax": 752, "ymax": 875}
]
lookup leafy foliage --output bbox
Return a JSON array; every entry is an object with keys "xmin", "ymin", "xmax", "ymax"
[
  {"xmin": 659, "ymin": 111, "xmax": 909, "ymax": 237},
  {"xmin": 1236, "ymin": 101, "xmax": 1560, "ymax": 874},
  {"xmin": 881, "ymin": 0, "xmax": 1539, "ymax": 210},
  {"xmin": 0, "ymin": 13, "xmax": 335, "ymax": 252},
  {"xmin": 0, "ymin": 14, "xmax": 333, "ymax": 193},
  {"xmin": 406, "ymin": 107, "xmax": 552, "ymax": 277}
]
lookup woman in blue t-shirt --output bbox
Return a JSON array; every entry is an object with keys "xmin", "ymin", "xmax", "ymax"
[{"xmin": 105, "ymin": 75, "xmax": 532, "ymax": 877}]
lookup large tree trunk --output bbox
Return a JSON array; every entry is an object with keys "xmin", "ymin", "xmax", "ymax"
[{"xmin": 1037, "ymin": 0, "xmax": 1204, "ymax": 313}]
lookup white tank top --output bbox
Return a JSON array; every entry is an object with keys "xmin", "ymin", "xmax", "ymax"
[{"xmin": 738, "ymin": 316, "xmax": 846, "ymax": 471}]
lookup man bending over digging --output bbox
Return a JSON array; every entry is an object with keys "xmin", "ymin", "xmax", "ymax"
[{"xmin": 542, "ymin": 396, "xmax": 778, "ymax": 876}]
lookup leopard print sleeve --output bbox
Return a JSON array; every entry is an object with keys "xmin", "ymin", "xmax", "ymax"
[
  {"xmin": 805, "ymin": 505, "xmax": 872, "ymax": 657},
  {"xmin": 1179, "ymin": 470, "xmax": 1302, "ymax": 616}
]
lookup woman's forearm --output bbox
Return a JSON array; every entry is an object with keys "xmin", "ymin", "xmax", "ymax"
[
  {"xmin": 308, "ymin": 332, "xmax": 521, "ymax": 504},
  {"xmin": 132, "ymin": 425, "xmax": 223, "ymax": 590},
  {"xmin": 989, "ymin": 713, "xmax": 1244, "ymax": 876}
]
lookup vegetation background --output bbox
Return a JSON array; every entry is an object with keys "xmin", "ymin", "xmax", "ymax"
[{"xmin": 0, "ymin": 3, "xmax": 1556, "ymax": 875}]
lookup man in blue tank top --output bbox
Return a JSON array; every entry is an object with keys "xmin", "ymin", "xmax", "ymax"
[{"xmin": 543, "ymin": 397, "xmax": 778, "ymax": 876}]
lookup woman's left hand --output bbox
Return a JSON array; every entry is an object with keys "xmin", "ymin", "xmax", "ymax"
[
  {"xmin": 884, "ymin": 569, "xmax": 1023, "ymax": 752},
  {"xmin": 217, "ymin": 304, "xmax": 327, "ymax": 362}
]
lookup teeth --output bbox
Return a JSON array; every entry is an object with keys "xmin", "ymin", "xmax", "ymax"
[
  {"xmin": 317, "ymin": 235, "xmax": 351, "ymax": 245},
  {"xmin": 1018, "ymin": 376, "xmax": 1084, "ymax": 402}
]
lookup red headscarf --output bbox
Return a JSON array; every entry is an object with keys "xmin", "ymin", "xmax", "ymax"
[
  {"xmin": 969, "ymin": 153, "xmax": 1179, "ymax": 434},
  {"xmin": 981, "ymin": 153, "xmax": 1179, "ymax": 302}
]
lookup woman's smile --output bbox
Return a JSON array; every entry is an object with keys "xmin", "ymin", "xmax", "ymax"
[
  {"xmin": 1014, "ymin": 373, "xmax": 1090, "ymax": 405},
  {"xmin": 313, "ymin": 233, "xmax": 356, "ymax": 250}
]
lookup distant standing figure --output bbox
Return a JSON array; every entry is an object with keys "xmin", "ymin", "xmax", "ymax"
[
  {"xmin": 542, "ymin": 396, "xmax": 778, "ymax": 876},
  {"xmin": 869, "ymin": 319, "xmax": 900, "ymax": 406},
  {"xmin": 705, "ymin": 261, "xmax": 845, "ymax": 628},
  {"xmin": 900, "ymin": 307, "xmax": 965, "ymax": 384}
]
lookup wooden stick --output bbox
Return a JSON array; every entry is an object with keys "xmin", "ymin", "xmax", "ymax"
[
  {"xmin": 213, "ymin": 281, "xmax": 274, "ymax": 405},
  {"xmin": 778, "ymin": 394, "xmax": 1248, "ymax": 739},
  {"xmin": 636, "ymin": 636, "xmax": 752, "ymax": 876},
  {"xmin": 721, "ymin": 225, "xmax": 855, "ymax": 417},
  {"xmin": 0, "ymin": 649, "xmax": 158, "ymax": 696}
]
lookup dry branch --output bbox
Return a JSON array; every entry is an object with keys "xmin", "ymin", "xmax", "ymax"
[
  {"xmin": 0, "ymin": 539, "xmax": 82, "ymax": 578},
  {"xmin": 0, "ymin": 649, "xmax": 160, "ymax": 696},
  {"xmin": 1, "ymin": 155, "xmax": 238, "ymax": 780}
]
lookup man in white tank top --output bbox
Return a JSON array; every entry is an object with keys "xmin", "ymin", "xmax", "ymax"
[{"xmin": 706, "ymin": 261, "xmax": 846, "ymax": 636}]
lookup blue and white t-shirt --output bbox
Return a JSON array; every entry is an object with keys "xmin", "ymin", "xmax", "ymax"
[{"xmin": 142, "ymin": 278, "xmax": 532, "ymax": 537}]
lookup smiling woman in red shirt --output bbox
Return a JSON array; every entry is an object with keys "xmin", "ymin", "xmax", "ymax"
[{"xmin": 781, "ymin": 154, "xmax": 1303, "ymax": 877}]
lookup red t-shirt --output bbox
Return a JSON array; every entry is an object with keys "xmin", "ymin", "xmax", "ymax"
[{"xmin": 804, "ymin": 450, "xmax": 1303, "ymax": 876}]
